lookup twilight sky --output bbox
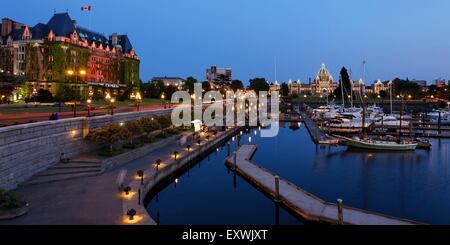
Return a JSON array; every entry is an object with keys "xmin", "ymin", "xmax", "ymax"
[{"xmin": 2, "ymin": 0, "xmax": 450, "ymax": 85}]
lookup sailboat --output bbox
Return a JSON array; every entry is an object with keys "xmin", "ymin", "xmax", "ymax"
[{"xmin": 339, "ymin": 61, "xmax": 418, "ymax": 151}]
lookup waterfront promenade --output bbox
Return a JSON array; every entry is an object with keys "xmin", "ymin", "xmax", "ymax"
[
  {"xmin": 226, "ymin": 145, "xmax": 423, "ymax": 225},
  {"xmin": 0, "ymin": 127, "xmax": 235, "ymax": 225}
]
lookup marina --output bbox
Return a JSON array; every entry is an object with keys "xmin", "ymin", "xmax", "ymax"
[
  {"xmin": 145, "ymin": 125, "xmax": 450, "ymax": 225},
  {"xmin": 225, "ymin": 145, "xmax": 421, "ymax": 225}
]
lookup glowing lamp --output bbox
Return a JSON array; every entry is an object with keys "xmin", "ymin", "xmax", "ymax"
[
  {"xmin": 123, "ymin": 186, "xmax": 131, "ymax": 195},
  {"xmin": 137, "ymin": 170, "xmax": 144, "ymax": 185},
  {"xmin": 127, "ymin": 209, "xmax": 137, "ymax": 220}
]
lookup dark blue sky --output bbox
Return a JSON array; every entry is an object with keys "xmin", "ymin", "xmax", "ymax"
[{"xmin": 2, "ymin": 0, "xmax": 450, "ymax": 85}]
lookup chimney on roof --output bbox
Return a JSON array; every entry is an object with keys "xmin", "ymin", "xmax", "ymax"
[
  {"xmin": 1, "ymin": 18, "xmax": 13, "ymax": 36},
  {"xmin": 110, "ymin": 33, "xmax": 118, "ymax": 46}
]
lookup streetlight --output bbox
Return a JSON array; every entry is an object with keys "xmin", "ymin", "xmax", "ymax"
[
  {"xmin": 87, "ymin": 98, "xmax": 92, "ymax": 117},
  {"xmin": 110, "ymin": 98, "xmax": 115, "ymax": 115},
  {"xmin": 161, "ymin": 93, "xmax": 165, "ymax": 108},
  {"xmin": 104, "ymin": 92, "xmax": 115, "ymax": 115},
  {"xmin": 135, "ymin": 92, "xmax": 142, "ymax": 111}
]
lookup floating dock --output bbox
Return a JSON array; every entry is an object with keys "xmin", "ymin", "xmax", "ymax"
[
  {"xmin": 225, "ymin": 145, "xmax": 423, "ymax": 225},
  {"xmin": 300, "ymin": 112, "xmax": 339, "ymax": 144}
]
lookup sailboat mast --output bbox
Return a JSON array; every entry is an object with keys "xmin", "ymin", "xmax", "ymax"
[
  {"xmin": 340, "ymin": 75, "xmax": 345, "ymax": 108},
  {"xmin": 390, "ymin": 81, "xmax": 393, "ymax": 114}
]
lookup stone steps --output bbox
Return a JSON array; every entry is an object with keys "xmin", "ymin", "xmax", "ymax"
[
  {"xmin": 35, "ymin": 167, "xmax": 102, "ymax": 177},
  {"xmin": 23, "ymin": 159, "xmax": 104, "ymax": 186},
  {"xmin": 24, "ymin": 172, "xmax": 101, "ymax": 186}
]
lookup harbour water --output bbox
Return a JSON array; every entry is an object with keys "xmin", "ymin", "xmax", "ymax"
[{"xmin": 146, "ymin": 123, "xmax": 450, "ymax": 224}]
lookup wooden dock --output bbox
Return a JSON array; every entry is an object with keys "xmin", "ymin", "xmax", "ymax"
[
  {"xmin": 225, "ymin": 145, "xmax": 423, "ymax": 225},
  {"xmin": 300, "ymin": 112, "xmax": 339, "ymax": 144}
]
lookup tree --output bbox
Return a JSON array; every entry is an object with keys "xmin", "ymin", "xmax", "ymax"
[
  {"xmin": 391, "ymin": 78, "xmax": 424, "ymax": 99},
  {"xmin": 35, "ymin": 89, "xmax": 54, "ymax": 103},
  {"xmin": 202, "ymin": 81, "xmax": 211, "ymax": 92},
  {"xmin": 54, "ymin": 84, "xmax": 82, "ymax": 102},
  {"xmin": 249, "ymin": 78, "xmax": 269, "ymax": 93},
  {"xmin": 0, "ymin": 72, "xmax": 27, "ymax": 101},
  {"xmin": 183, "ymin": 76, "xmax": 198, "ymax": 94},
  {"xmin": 333, "ymin": 67, "xmax": 352, "ymax": 101},
  {"xmin": 142, "ymin": 80, "xmax": 164, "ymax": 99},
  {"xmin": 230, "ymin": 80, "xmax": 244, "ymax": 92},
  {"xmin": 217, "ymin": 74, "xmax": 230, "ymax": 83},
  {"xmin": 124, "ymin": 120, "xmax": 143, "ymax": 145},
  {"xmin": 281, "ymin": 83, "xmax": 289, "ymax": 96},
  {"xmin": 88, "ymin": 122, "xmax": 131, "ymax": 152}
]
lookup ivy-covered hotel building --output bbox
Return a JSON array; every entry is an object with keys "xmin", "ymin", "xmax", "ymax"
[{"xmin": 0, "ymin": 12, "xmax": 140, "ymax": 101}]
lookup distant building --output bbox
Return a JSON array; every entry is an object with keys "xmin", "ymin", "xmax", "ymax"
[
  {"xmin": 434, "ymin": 78, "xmax": 446, "ymax": 88},
  {"xmin": 206, "ymin": 65, "xmax": 232, "ymax": 86},
  {"xmin": 352, "ymin": 79, "xmax": 365, "ymax": 95},
  {"xmin": 152, "ymin": 77, "xmax": 184, "ymax": 89},
  {"xmin": 287, "ymin": 79, "xmax": 311, "ymax": 96},
  {"xmin": 411, "ymin": 79, "xmax": 427, "ymax": 88},
  {"xmin": 373, "ymin": 80, "xmax": 390, "ymax": 95},
  {"xmin": 365, "ymin": 86, "xmax": 374, "ymax": 95},
  {"xmin": 0, "ymin": 13, "xmax": 139, "ymax": 100},
  {"xmin": 288, "ymin": 80, "xmax": 301, "ymax": 96},
  {"xmin": 311, "ymin": 64, "xmax": 337, "ymax": 95},
  {"xmin": 269, "ymin": 80, "xmax": 280, "ymax": 95}
]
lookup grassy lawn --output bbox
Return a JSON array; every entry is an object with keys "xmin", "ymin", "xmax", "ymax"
[
  {"xmin": 0, "ymin": 98, "xmax": 168, "ymax": 115},
  {"xmin": 91, "ymin": 98, "xmax": 165, "ymax": 109},
  {"xmin": 0, "ymin": 105, "xmax": 73, "ymax": 115}
]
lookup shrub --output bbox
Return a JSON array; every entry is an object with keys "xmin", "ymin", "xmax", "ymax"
[
  {"xmin": 0, "ymin": 189, "xmax": 23, "ymax": 209},
  {"xmin": 124, "ymin": 120, "xmax": 143, "ymax": 145},
  {"xmin": 139, "ymin": 117, "xmax": 161, "ymax": 136},
  {"xmin": 165, "ymin": 127, "xmax": 180, "ymax": 135},
  {"xmin": 35, "ymin": 89, "xmax": 54, "ymax": 103},
  {"xmin": 155, "ymin": 115, "xmax": 172, "ymax": 129},
  {"xmin": 88, "ymin": 122, "xmax": 131, "ymax": 152}
]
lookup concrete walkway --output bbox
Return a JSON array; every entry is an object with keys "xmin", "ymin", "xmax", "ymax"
[{"xmin": 0, "ymin": 133, "xmax": 200, "ymax": 225}]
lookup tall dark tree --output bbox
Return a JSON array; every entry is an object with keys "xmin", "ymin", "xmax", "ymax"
[
  {"xmin": 183, "ymin": 76, "xmax": 198, "ymax": 94},
  {"xmin": 249, "ymin": 78, "xmax": 269, "ymax": 93},
  {"xmin": 230, "ymin": 80, "xmax": 244, "ymax": 92},
  {"xmin": 202, "ymin": 81, "xmax": 211, "ymax": 92},
  {"xmin": 281, "ymin": 83, "xmax": 289, "ymax": 96},
  {"xmin": 332, "ymin": 67, "xmax": 352, "ymax": 101}
]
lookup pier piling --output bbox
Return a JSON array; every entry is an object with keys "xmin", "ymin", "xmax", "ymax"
[
  {"xmin": 275, "ymin": 176, "xmax": 281, "ymax": 202},
  {"xmin": 337, "ymin": 199, "xmax": 343, "ymax": 225}
]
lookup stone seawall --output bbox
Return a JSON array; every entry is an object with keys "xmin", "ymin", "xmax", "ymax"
[{"xmin": 0, "ymin": 109, "xmax": 172, "ymax": 191}]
